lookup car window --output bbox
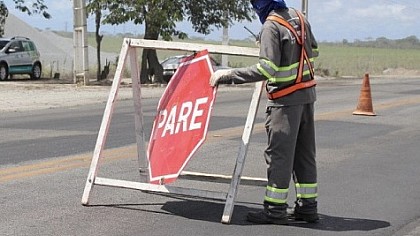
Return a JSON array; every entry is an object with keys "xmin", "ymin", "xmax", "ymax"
[
  {"xmin": 9, "ymin": 41, "xmax": 24, "ymax": 52},
  {"xmin": 22, "ymin": 41, "xmax": 34, "ymax": 52},
  {"xmin": 162, "ymin": 57, "xmax": 184, "ymax": 66},
  {"xmin": 0, "ymin": 40, "xmax": 9, "ymax": 50},
  {"xmin": 210, "ymin": 57, "xmax": 219, "ymax": 66},
  {"xmin": 29, "ymin": 41, "xmax": 36, "ymax": 51}
]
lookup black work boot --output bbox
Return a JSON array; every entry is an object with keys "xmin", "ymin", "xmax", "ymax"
[
  {"xmin": 293, "ymin": 199, "xmax": 319, "ymax": 223},
  {"xmin": 247, "ymin": 203, "xmax": 289, "ymax": 225}
]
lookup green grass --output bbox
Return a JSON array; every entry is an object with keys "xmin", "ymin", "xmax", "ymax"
[
  {"xmin": 316, "ymin": 45, "xmax": 420, "ymax": 77},
  {"xmin": 84, "ymin": 34, "xmax": 420, "ymax": 77},
  {"xmin": 87, "ymin": 35, "xmax": 259, "ymax": 67},
  {"xmin": 87, "ymin": 36, "xmax": 125, "ymax": 54}
]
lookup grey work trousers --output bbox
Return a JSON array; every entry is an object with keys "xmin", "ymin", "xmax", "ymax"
[{"xmin": 264, "ymin": 103, "xmax": 317, "ymax": 190}]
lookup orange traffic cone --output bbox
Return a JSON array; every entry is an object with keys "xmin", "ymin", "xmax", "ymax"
[{"xmin": 353, "ymin": 73, "xmax": 376, "ymax": 116}]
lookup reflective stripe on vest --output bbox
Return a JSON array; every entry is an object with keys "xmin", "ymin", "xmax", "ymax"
[
  {"xmin": 295, "ymin": 183, "xmax": 318, "ymax": 199},
  {"xmin": 265, "ymin": 10, "xmax": 316, "ymax": 100},
  {"xmin": 257, "ymin": 58, "xmax": 315, "ymax": 83},
  {"xmin": 264, "ymin": 186, "xmax": 288, "ymax": 204}
]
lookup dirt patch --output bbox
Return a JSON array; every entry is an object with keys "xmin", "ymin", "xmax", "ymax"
[
  {"xmin": 382, "ymin": 68, "xmax": 420, "ymax": 76},
  {"xmin": 0, "ymin": 76, "xmax": 255, "ymax": 113},
  {"xmin": 0, "ymin": 78, "xmax": 165, "ymax": 112}
]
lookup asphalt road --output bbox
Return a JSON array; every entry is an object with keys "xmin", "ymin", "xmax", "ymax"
[{"xmin": 1, "ymin": 77, "xmax": 420, "ymax": 236}]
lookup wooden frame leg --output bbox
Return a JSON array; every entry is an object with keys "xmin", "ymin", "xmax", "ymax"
[
  {"xmin": 81, "ymin": 39, "xmax": 131, "ymax": 205},
  {"xmin": 221, "ymin": 81, "xmax": 263, "ymax": 224}
]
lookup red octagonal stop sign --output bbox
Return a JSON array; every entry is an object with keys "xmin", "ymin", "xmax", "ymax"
[{"xmin": 147, "ymin": 50, "xmax": 216, "ymax": 184}]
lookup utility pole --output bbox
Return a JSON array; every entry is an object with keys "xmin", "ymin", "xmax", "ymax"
[
  {"xmin": 301, "ymin": 0, "xmax": 308, "ymax": 17},
  {"xmin": 73, "ymin": 0, "xmax": 89, "ymax": 85}
]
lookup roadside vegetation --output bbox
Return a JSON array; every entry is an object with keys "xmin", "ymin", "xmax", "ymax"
[
  {"xmin": 317, "ymin": 36, "xmax": 420, "ymax": 77},
  {"xmin": 55, "ymin": 31, "xmax": 420, "ymax": 79},
  {"xmin": 7, "ymin": 1, "xmax": 420, "ymax": 81}
]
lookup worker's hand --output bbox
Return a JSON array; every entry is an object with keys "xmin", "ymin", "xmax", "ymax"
[{"xmin": 209, "ymin": 69, "xmax": 233, "ymax": 87}]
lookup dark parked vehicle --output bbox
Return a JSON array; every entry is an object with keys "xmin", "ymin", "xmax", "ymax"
[{"xmin": 160, "ymin": 54, "xmax": 232, "ymax": 83}]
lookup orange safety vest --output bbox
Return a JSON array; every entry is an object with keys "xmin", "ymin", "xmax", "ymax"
[{"xmin": 265, "ymin": 11, "xmax": 316, "ymax": 100}]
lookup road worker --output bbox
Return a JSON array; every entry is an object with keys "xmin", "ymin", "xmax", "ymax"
[{"xmin": 210, "ymin": 0, "xmax": 319, "ymax": 225}]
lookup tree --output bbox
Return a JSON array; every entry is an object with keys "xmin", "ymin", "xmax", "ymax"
[
  {"xmin": 397, "ymin": 35, "xmax": 420, "ymax": 49},
  {"xmin": 0, "ymin": 2, "xmax": 8, "ymax": 37},
  {"xmin": 101, "ymin": 0, "xmax": 254, "ymax": 84},
  {"xmin": 1, "ymin": 0, "xmax": 51, "ymax": 37},
  {"xmin": 12, "ymin": 0, "xmax": 51, "ymax": 19},
  {"xmin": 87, "ymin": 0, "xmax": 109, "ymax": 81}
]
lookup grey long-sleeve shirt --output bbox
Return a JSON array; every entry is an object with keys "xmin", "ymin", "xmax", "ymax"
[{"xmin": 228, "ymin": 8, "xmax": 318, "ymax": 107}]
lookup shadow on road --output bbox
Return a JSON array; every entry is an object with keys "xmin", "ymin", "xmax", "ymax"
[
  {"xmin": 288, "ymin": 213, "xmax": 391, "ymax": 232},
  {"xmin": 87, "ymin": 199, "xmax": 390, "ymax": 231},
  {"xmin": 162, "ymin": 200, "xmax": 390, "ymax": 231}
]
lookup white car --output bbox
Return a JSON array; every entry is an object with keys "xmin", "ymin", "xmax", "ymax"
[{"xmin": 0, "ymin": 36, "xmax": 42, "ymax": 80}]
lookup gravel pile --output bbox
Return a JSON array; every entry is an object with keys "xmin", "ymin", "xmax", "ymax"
[{"xmin": 4, "ymin": 14, "xmax": 118, "ymax": 75}]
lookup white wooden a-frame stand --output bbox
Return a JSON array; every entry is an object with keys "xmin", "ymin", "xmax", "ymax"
[{"xmin": 81, "ymin": 38, "xmax": 265, "ymax": 224}]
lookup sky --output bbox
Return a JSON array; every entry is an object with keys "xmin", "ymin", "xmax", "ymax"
[{"xmin": 4, "ymin": 0, "xmax": 420, "ymax": 42}]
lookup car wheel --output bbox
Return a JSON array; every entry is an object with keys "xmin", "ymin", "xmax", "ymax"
[
  {"xmin": 31, "ymin": 63, "xmax": 42, "ymax": 80},
  {"xmin": 0, "ymin": 63, "xmax": 8, "ymax": 81}
]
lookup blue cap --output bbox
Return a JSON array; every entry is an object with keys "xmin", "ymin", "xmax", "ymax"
[{"xmin": 251, "ymin": 0, "xmax": 287, "ymax": 23}]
